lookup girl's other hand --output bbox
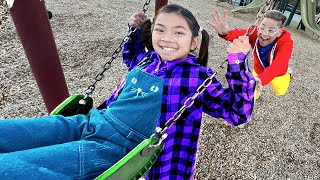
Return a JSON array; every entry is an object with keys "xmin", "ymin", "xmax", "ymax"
[
  {"xmin": 227, "ymin": 35, "xmax": 251, "ymax": 55},
  {"xmin": 129, "ymin": 11, "xmax": 148, "ymax": 29}
]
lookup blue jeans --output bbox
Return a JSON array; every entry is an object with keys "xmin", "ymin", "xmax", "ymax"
[{"xmin": 0, "ymin": 109, "xmax": 154, "ymax": 179}]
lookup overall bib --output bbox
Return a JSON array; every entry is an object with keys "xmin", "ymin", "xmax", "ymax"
[{"xmin": 0, "ymin": 68, "xmax": 164, "ymax": 180}]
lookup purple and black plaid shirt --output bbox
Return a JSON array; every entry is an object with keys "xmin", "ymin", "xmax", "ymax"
[{"xmin": 105, "ymin": 29, "xmax": 255, "ymax": 179}]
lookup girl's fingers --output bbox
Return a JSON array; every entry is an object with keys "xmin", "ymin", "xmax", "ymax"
[
  {"xmin": 232, "ymin": 38, "xmax": 242, "ymax": 45},
  {"xmin": 228, "ymin": 43, "xmax": 238, "ymax": 52},
  {"xmin": 226, "ymin": 47, "xmax": 233, "ymax": 53},
  {"xmin": 233, "ymin": 37, "xmax": 250, "ymax": 49},
  {"xmin": 135, "ymin": 15, "xmax": 144, "ymax": 24},
  {"xmin": 238, "ymin": 35, "xmax": 249, "ymax": 43}
]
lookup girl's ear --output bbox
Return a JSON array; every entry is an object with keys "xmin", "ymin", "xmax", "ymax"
[{"xmin": 191, "ymin": 36, "xmax": 200, "ymax": 50}]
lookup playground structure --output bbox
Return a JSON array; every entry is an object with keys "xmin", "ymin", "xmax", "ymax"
[
  {"xmin": 300, "ymin": 0, "xmax": 320, "ymax": 37},
  {"xmin": 231, "ymin": 0, "xmax": 269, "ymax": 13},
  {"xmin": 228, "ymin": 0, "xmax": 320, "ymax": 37}
]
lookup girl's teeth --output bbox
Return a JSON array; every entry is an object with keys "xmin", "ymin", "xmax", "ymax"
[{"xmin": 163, "ymin": 47, "xmax": 175, "ymax": 52}]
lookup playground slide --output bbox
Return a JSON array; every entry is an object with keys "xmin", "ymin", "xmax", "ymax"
[
  {"xmin": 231, "ymin": 0, "xmax": 268, "ymax": 13},
  {"xmin": 306, "ymin": 0, "xmax": 320, "ymax": 29},
  {"xmin": 300, "ymin": 0, "xmax": 320, "ymax": 36}
]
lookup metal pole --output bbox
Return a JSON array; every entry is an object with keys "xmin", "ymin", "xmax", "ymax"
[
  {"xmin": 285, "ymin": 0, "xmax": 300, "ymax": 27},
  {"xmin": 10, "ymin": 0, "xmax": 69, "ymax": 113},
  {"xmin": 155, "ymin": 0, "xmax": 168, "ymax": 13}
]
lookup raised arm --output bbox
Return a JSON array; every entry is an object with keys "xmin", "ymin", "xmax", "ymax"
[
  {"xmin": 123, "ymin": 11, "xmax": 149, "ymax": 70},
  {"xmin": 203, "ymin": 36, "xmax": 255, "ymax": 126}
]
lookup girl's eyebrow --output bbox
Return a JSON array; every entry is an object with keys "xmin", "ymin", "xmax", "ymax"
[{"xmin": 154, "ymin": 23, "xmax": 187, "ymax": 30}]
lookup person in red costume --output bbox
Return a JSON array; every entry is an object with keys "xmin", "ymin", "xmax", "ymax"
[{"xmin": 209, "ymin": 10, "xmax": 293, "ymax": 100}]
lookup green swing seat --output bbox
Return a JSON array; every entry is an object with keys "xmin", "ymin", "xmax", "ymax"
[
  {"xmin": 50, "ymin": 94, "xmax": 93, "ymax": 116},
  {"xmin": 50, "ymin": 95, "xmax": 164, "ymax": 180},
  {"xmin": 95, "ymin": 135, "xmax": 163, "ymax": 180}
]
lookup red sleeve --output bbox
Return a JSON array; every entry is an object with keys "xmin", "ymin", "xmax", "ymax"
[
  {"xmin": 258, "ymin": 34, "xmax": 293, "ymax": 85},
  {"xmin": 219, "ymin": 28, "xmax": 258, "ymax": 48},
  {"xmin": 219, "ymin": 28, "xmax": 246, "ymax": 42}
]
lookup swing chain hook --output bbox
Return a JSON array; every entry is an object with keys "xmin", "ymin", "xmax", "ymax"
[
  {"xmin": 149, "ymin": 127, "xmax": 168, "ymax": 148},
  {"xmin": 142, "ymin": 0, "xmax": 152, "ymax": 13},
  {"xmin": 159, "ymin": 59, "xmax": 228, "ymax": 135},
  {"xmin": 83, "ymin": 0, "xmax": 152, "ymax": 97}
]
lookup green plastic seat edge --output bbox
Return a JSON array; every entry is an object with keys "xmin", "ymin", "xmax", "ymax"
[
  {"xmin": 50, "ymin": 94, "xmax": 85, "ymax": 115},
  {"xmin": 94, "ymin": 135, "xmax": 162, "ymax": 180}
]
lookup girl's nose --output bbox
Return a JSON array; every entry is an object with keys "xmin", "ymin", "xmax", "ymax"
[{"xmin": 160, "ymin": 34, "xmax": 174, "ymax": 42}]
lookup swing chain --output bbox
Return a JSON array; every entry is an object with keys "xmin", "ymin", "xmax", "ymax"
[
  {"xmin": 0, "ymin": 0, "xmax": 9, "ymax": 34},
  {"xmin": 83, "ymin": 0, "xmax": 152, "ymax": 97},
  {"xmin": 158, "ymin": 59, "xmax": 228, "ymax": 136},
  {"xmin": 142, "ymin": 0, "xmax": 152, "ymax": 13},
  {"xmin": 245, "ymin": 0, "xmax": 274, "ymax": 36}
]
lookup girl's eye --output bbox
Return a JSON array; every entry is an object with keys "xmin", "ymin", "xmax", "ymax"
[
  {"xmin": 176, "ymin": 32, "xmax": 184, "ymax": 35},
  {"xmin": 154, "ymin": 28, "xmax": 163, "ymax": 32}
]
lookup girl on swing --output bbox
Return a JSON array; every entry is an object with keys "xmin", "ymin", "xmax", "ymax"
[{"xmin": 0, "ymin": 4, "xmax": 255, "ymax": 180}]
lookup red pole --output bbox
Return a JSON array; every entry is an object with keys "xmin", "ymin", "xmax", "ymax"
[
  {"xmin": 10, "ymin": 0, "xmax": 69, "ymax": 113},
  {"xmin": 155, "ymin": 0, "xmax": 168, "ymax": 13}
]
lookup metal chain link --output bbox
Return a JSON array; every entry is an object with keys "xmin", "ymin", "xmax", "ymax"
[
  {"xmin": 83, "ymin": 0, "xmax": 152, "ymax": 97},
  {"xmin": 159, "ymin": 59, "xmax": 228, "ymax": 135},
  {"xmin": 0, "ymin": 0, "xmax": 9, "ymax": 34},
  {"xmin": 245, "ymin": 0, "xmax": 274, "ymax": 36}
]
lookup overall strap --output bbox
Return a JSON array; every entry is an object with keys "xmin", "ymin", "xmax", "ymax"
[{"xmin": 136, "ymin": 56, "xmax": 153, "ymax": 69}]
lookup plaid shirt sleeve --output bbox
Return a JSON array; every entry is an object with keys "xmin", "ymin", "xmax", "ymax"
[
  {"xmin": 122, "ymin": 26, "xmax": 147, "ymax": 70},
  {"xmin": 202, "ymin": 52, "xmax": 255, "ymax": 126}
]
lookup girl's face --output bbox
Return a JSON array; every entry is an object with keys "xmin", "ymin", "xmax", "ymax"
[
  {"xmin": 258, "ymin": 18, "xmax": 282, "ymax": 47},
  {"xmin": 152, "ymin": 12, "xmax": 199, "ymax": 61}
]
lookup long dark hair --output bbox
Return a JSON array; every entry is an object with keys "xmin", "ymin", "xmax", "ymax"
[{"xmin": 140, "ymin": 4, "xmax": 209, "ymax": 66}]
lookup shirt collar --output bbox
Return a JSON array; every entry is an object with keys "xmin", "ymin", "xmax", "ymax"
[{"xmin": 149, "ymin": 51, "xmax": 199, "ymax": 71}]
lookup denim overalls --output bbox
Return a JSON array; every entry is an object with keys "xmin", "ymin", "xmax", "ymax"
[{"xmin": 0, "ymin": 67, "xmax": 164, "ymax": 180}]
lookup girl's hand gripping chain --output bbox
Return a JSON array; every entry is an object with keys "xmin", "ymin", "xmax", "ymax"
[
  {"xmin": 227, "ymin": 35, "xmax": 262, "ymax": 99},
  {"xmin": 226, "ymin": 35, "xmax": 251, "ymax": 55},
  {"xmin": 129, "ymin": 11, "xmax": 148, "ymax": 29}
]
